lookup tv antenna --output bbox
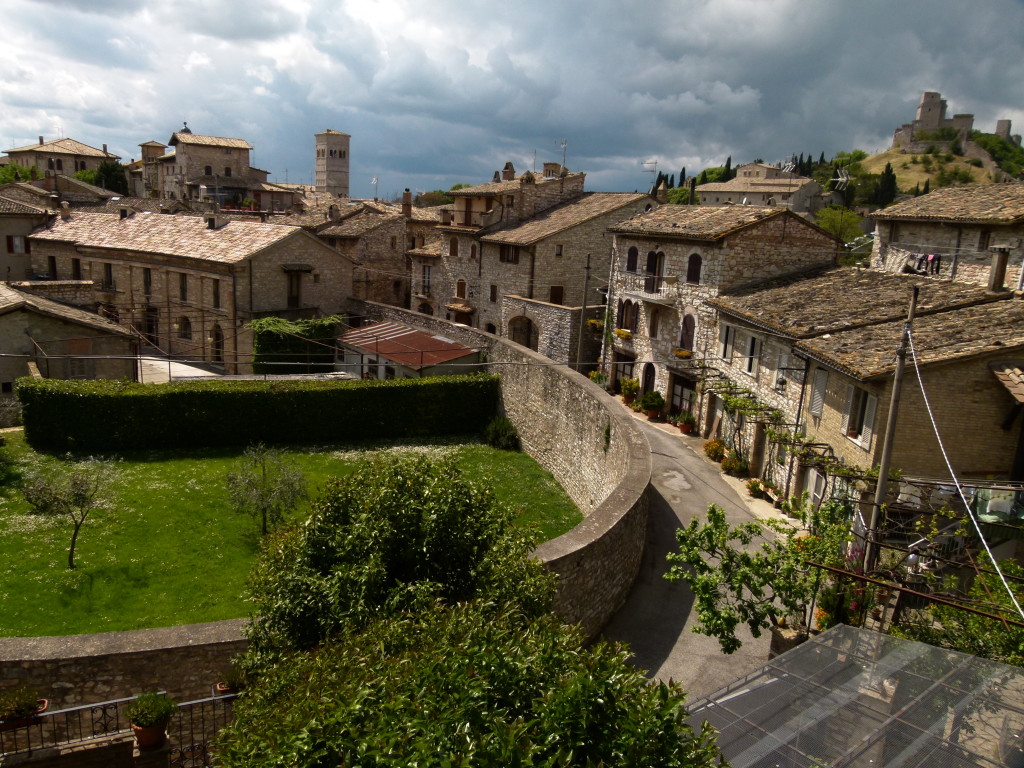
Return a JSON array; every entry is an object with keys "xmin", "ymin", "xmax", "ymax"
[
  {"xmin": 558, "ymin": 139, "xmax": 568, "ymax": 168},
  {"xmin": 642, "ymin": 159, "xmax": 658, "ymax": 191}
]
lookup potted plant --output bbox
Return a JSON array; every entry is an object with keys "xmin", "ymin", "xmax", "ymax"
[
  {"xmin": 613, "ymin": 328, "xmax": 633, "ymax": 341},
  {"xmin": 0, "ymin": 686, "xmax": 47, "ymax": 731},
  {"xmin": 703, "ymin": 438, "xmax": 726, "ymax": 462},
  {"xmin": 673, "ymin": 348, "xmax": 692, "ymax": 360},
  {"xmin": 126, "ymin": 692, "xmax": 177, "ymax": 749},
  {"xmin": 586, "ymin": 318, "xmax": 604, "ymax": 333},
  {"xmin": 215, "ymin": 664, "xmax": 247, "ymax": 695},
  {"xmin": 640, "ymin": 391, "xmax": 665, "ymax": 419},
  {"xmin": 620, "ymin": 378, "xmax": 639, "ymax": 405},
  {"xmin": 677, "ymin": 410, "xmax": 697, "ymax": 434}
]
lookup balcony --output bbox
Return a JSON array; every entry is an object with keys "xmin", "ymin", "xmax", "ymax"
[{"xmin": 619, "ymin": 272, "xmax": 677, "ymax": 305}]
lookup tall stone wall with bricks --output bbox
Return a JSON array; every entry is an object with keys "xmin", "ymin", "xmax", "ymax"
[{"xmin": 0, "ymin": 303, "xmax": 651, "ymax": 706}]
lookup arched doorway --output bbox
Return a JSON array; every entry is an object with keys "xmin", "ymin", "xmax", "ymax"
[
  {"xmin": 508, "ymin": 316, "xmax": 539, "ymax": 351},
  {"xmin": 641, "ymin": 362, "xmax": 656, "ymax": 395},
  {"xmin": 211, "ymin": 324, "xmax": 224, "ymax": 364}
]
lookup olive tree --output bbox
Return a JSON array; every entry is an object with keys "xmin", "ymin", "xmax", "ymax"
[{"xmin": 226, "ymin": 443, "xmax": 306, "ymax": 535}]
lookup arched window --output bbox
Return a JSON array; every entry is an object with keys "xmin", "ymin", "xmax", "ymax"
[
  {"xmin": 204, "ymin": 165, "xmax": 212, "ymax": 176},
  {"xmin": 618, "ymin": 300, "xmax": 638, "ymax": 332},
  {"xmin": 456, "ymin": 279, "xmax": 467, "ymax": 299},
  {"xmin": 686, "ymin": 253, "xmax": 702, "ymax": 285},
  {"xmin": 645, "ymin": 250, "xmax": 665, "ymax": 292},
  {"xmin": 177, "ymin": 316, "xmax": 192, "ymax": 339},
  {"xmin": 680, "ymin": 314, "xmax": 696, "ymax": 351},
  {"xmin": 626, "ymin": 246, "xmax": 638, "ymax": 273},
  {"xmin": 450, "ymin": 237, "xmax": 459, "ymax": 257}
]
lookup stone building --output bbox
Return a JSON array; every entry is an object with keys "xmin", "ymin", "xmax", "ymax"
[
  {"xmin": 871, "ymin": 183, "xmax": 1024, "ymax": 289},
  {"xmin": 27, "ymin": 207, "xmax": 356, "ymax": 372},
  {"xmin": 421, "ymin": 161, "xmax": 654, "ymax": 365},
  {"xmin": 0, "ymin": 195, "xmax": 50, "ymax": 281},
  {"xmin": 696, "ymin": 163, "xmax": 831, "ymax": 212},
  {"xmin": 708, "ymin": 267, "xmax": 1024, "ymax": 500},
  {"xmin": 1, "ymin": 137, "xmax": 119, "ymax": 177},
  {"xmin": 315, "ymin": 129, "xmax": 350, "ymax": 197},
  {"xmin": 606, "ymin": 205, "xmax": 839, "ymax": 415},
  {"xmin": 0, "ymin": 281, "xmax": 136, "ymax": 426},
  {"xmin": 891, "ymin": 91, "xmax": 976, "ymax": 149}
]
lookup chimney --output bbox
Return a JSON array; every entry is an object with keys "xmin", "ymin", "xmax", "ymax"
[
  {"xmin": 328, "ymin": 204, "xmax": 339, "ymax": 222},
  {"xmin": 119, "ymin": 207, "xmax": 133, "ymax": 220},
  {"xmin": 204, "ymin": 213, "xmax": 226, "ymax": 230},
  {"xmin": 492, "ymin": 171, "xmax": 501, "ymax": 183},
  {"xmin": 502, "ymin": 162, "xmax": 515, "ymax": 181},
  {"xmin": 988, "ymin": 246, "xmax": 1010, "ymax": 292},
  {"xmin": 656, "ymin": 181, "xmax": 668, "ymax": 204},
  {"xmin": 60, "ymin": 201, "xmax": 71, "ymax": 220},
  {"xmin": 38, "ymin": 136, "xmax": 44, "ymax": 145},
  {"xmin": 402, "ymin": 188, "xmax": 412, "ymax": 218},
  {"xmin": 102, "ymin": 144, "xmax": 108, "ymax": 155}
]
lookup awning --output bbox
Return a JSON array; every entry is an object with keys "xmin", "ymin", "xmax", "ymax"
[{"xmin": 991, "ymin": 362, "xmax": 1024, "ymax": 404}]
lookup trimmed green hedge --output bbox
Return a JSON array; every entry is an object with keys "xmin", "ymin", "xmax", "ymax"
[{"xmin": 16, "ymin": 375, "xmax": 500, "ymax": 453}]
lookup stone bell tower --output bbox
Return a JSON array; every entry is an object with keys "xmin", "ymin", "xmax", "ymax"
[{"xmin": 315, "ymin": 129, "xmax": 350, "ymax": 197}]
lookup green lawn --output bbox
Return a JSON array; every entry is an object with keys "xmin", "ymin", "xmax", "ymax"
[{"xmin": 0, "ymin": 432, "xmax": 581, "ymax": 637}]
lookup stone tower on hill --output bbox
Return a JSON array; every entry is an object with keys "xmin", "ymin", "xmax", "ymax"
[{"xmin": 315, "ymin": 129, "xmax": 350, "ymax": 197}]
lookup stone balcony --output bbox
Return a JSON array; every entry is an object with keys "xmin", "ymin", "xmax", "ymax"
[{"xmin": 618, "ymin": 272, "xmax": 678, "ymax": 305}]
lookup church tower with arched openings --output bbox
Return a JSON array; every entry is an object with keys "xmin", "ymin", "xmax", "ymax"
[{"xmin": 315, "ymin": 130, "xmax": 350, "ymax": 197}]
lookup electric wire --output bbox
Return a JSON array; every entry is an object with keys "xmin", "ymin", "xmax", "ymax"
[{"xmin": 906, "ymin": 328, "xmax": 1024, "ymax": 621}]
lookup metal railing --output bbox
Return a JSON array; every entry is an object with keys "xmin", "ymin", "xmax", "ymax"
[{"xmin": 0, "ymin": 693, "xmax": 237, "ymax": 765}]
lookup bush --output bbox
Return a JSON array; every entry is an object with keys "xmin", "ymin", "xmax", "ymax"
[
  {"xmin": 0, "ymin": 686, "xmax": 41, "ymax": 720},
  {"xmin": 620, "ymin": 378, "xmax": 640, "ymax": 398},
  {"xmin": 639, "ymin": 391, "xmax": 665, "ymax": 411},
  {"xmin": 484, "ymin": 415, "xmax": 520, "ymax": 451},
  {"xmin": 218, "ymin": 602, "xmax": 721, "ymax": 768},
  {"xmin": 16, "ymin": 375, "xmax": 500, "ymax": 453},
  {"xmin": 126, "ymin": 692, "xmax": 177, "ymax": 727},
  {"xmin": 703, "ymin": 438, "xmax": 726, "ymax": 462},
  {"xmin": 721, "ymin": 451, "xmax": 749, "ymax": 477}
]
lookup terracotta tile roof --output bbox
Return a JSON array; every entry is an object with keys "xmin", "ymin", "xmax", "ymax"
[
  {"xmin": 451, "ymin": 178, "xmax": 520, "ymax": 196},
  {"xmin": 139, "ymin": 140, "xmax": 166, "ymax": 148},
  {"xmin": 84, "ymin": 198, "xmax": 193, "ymax": 215},
  {"xmin": 871, "ymin": 183, "xmax": 1024, "ymax": 224},
  {"xmin": 991, "ymin": 362, "xmax": 1024, "ymax": 404},
  {"xmin": 481, "ymin": 193, "xmax": 649, "ymax": 245},
  {"xmin": 338, "ymin": 321, "xmax": 475, "ymax": 370},
  {"xmin": 408, "ymin": 207, "xmax": 442, "ymax": 223},
  {"xmin": 796, "ymin": 298, "xmax": 1024, "ymax": 380},
  {"xmin": 609, "ymin": 204, "xmax": 790, "ymax": 239},
  {"xmin": 0, "ymin": 183, "xmax": 52, "ymax": 205},
  {"xmin": 320, "ymin": 210, "xmax": 400, "ymax": 238},
  {"xmin": 0, "ymin": 283, "xmax": 132, "ymax": 335},
  {"xmin": 3, "ymin": 138, "xmax": 119, "ymax": 159},
  {"xmin": 168, "ymin": 133, "xmax": 253, "ymax": 150},
  {"xmin": 696, "ymin": 178, "xmax": 818, "ymax": 193},
  {"xmin": 0, "ymin": 195, "xmax": 48, "ymax": 215},
  {"xmin": 710, "ymin": 267, "xmax": 1002, "ymax": 338},
  {"xmin": 30, "ymin": 211, "xmax": 298, "ymax": 264}
]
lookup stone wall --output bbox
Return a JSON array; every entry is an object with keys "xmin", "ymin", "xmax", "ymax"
[
  {"xmin": 10, "ymin": 281, "xmax": 94, "ymax": 308},
  {"xmin": 0, "ymin": 303, "xmax": 651, "ymax": 707}
]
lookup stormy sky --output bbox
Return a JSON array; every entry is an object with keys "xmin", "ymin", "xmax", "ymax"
[{"xmin": 2, "ymin": 0, "xmax": 1022, "ymax": 198}]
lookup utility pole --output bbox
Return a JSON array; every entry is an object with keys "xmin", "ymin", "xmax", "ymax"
[
  {"xmin": 575, "ymin": 253, "xmax": 591, "ymax": 372},
  {"xmin": 864, "ymin": 285, "xmax": 919, "ymax": 572}
]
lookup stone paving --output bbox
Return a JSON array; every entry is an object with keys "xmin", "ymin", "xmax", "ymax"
[{"xmin": 601, "ymin": 404, "xmax": 788, "ymax": 700}]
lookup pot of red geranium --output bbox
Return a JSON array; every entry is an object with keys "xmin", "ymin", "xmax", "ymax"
[
  {"xmin": 126, "ymin": 692, "xmax": 177, "ymax": 750},
  {"xmin": 0, "ymin": 687, "xmax": 47, "ymax": 731}
]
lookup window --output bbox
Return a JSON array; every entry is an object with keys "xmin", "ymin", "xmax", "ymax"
[
  {"xmin": 224, "ymin": 167, "xmax": 231, "ymax": 177},
  {"xmin": 979, "ymin": 231, "xmax": 991, "ymax": 251},
  {"xmin": 618, "ymin": 299, "xmax": 638, "ymax": 332},
  {"xmin": 142, "ymin": 267, "xmax": 152, "ymax": 297},
  {"xmin": 179, "ymin": 272, "xmax": 188, "ymax": 302},
  {"xmin": 450, "ymin": 237, "xmax": 459, "ymax": 257},
  {"xmin": 456, "ymin": 279, "xmax": 467, "ymax": 299},
  {"xmin": 489, "ymin": 284, "xmax": 497, "ymax": 302},
  {"xmin": 177, "ymin": 316, "xmax": 192, "ymax": 339},
  {"xmin": 843, "ymin": 386, "xmax": 878, "ymax": 449},
  {"xmin": 422, "ymin": 265, "xmax": 432, "ymax": 295},
  {"xmin": 102, "ymin": 263, "xmax": 114, "ymax": 290},
  {"xmin": 555, "ymin": 244, "xmax": 563, "ymax": 257},
  {"xmin": 499, "ymin": 244, "xmax": 520, "ymax": 263},
  {"xmin": 686, "ymin": 253, "xmax": 702, "ymax": 284},
  {"xmin": 645, "ymin": 251, "xmax": 665, "ymax": 292},
  {"xmin": 719, "ymin": 324, "xmax": 734, "ymax": 361},
  {"xmin": 390, "ymin": 236, "xmax": 397, "ymax": 249},
  {"xmin": 71, "ymin": 258, "xmax": 81, "ymax": 280},
  {"xmin": 549, "ymin": 286, "xmax": 564, "ymax": 305},
  {"xmin": 47, "ymin": 255, "xmax": 57, "ymax": 278},
  {"xmin": 287, "ymin": 272, "xmax": 301, "ymax": 308},
  {"xmin": 6, "ymin": 236, "xmax": 28, "ymax": 254},
  {"xmin": 204, "ymin": 165, "xmax": 212, "ymax": 176},
  {"xmin": 48, "ymin": 158, "xmax": 55, "ymax": 170},
  {"xmin": 212, "ymin": 279, "xmax": 221, "ymax": 309},
  {"xmin": 680, "ymin": 314, "xmax": 696, "ymax": 351},
  {"xmin": 649, "ymin": 308, "xmax": 659, "ymax": 338},
  {"xmin": 485, "ymin": 323, "xmax": 497, "ymax": 334},
  {"xmin": 55, "ymin": 159, "xmax": 63, "ymax": 171},
  {"xmin": 809, "ymin": 368, "xmax": 828, "ymax": 418},
  {"xmin": 470, "ymin": 244, "xmax": 477, "ymax": 260},
  {"xmin": 626, "ymin": 246, "xmax": 638, "ymax": 273},
  {"xmin": 745, "ymin": 335, "xmax": 762, "ymax": 375}
]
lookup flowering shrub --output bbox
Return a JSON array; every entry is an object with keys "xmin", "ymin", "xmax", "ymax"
[{"xmin": 703, "ymin": 438, "xmax": 727, "ymax": 462}]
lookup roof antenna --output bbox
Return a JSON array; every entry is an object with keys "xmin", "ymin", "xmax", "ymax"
[{"xmin": 558, "ymin": 139, "xmax": 568, "ymax": 168}]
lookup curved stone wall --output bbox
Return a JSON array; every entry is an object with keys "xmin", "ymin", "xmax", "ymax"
[{"xmin": 0, "ymin": 303, "xmax": 651, "ymax": 709}]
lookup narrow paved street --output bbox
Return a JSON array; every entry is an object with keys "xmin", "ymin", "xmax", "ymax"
[{"xmin": 601, "ymin": 412, "xmax": 777, "ymax": 700}]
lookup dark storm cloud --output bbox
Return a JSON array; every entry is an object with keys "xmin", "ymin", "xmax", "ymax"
[{"xmin": 2, "ymin": 0, "xmax": 1023, "ymax": 197}]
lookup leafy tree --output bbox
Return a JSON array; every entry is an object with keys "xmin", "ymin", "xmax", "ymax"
[
  {"xmin": 219, "ymin": 601, "xmax": 721, "ymax": 767},
  {"xmin": 21, "ymin": 456, "xmax": 116, "ymax": 569},
  {"xmin": 665, "ymin": 186, "xmax": 692, "ymax": 205},
  {"xmin": 666, "ymin": 500, "xmax": 852, "ymax": 653},
  {"xmin": 72, "ymin": 168, "xmax": 98, "ymax": 186},
  {"xmin": 244, "ymin": 454, "xmax": 555, "ymax": 658},
  {"xmin": 226, "ymin": 443, "xmax": 307, "ymax": 535},
  {"xmin": 875, "ymin": 162, "xmax": 898, "ymax": 206},
  {"xmin": 414, "ymin": 189, "xmax": 453, "ymax": 206},
  {"xmin": 0, "ymin": 163, "xmax": 40, "ymax": 184},
  {"xmin": 813, "ymin": 205, "xmax": 864, "ymax": 243},
  {"xmin": 91, "ymin": 160, "xmax": 129, "ymax": 194}
]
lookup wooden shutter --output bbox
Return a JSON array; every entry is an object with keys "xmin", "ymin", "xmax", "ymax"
[
  {"xmin": 840, "ymin": 384, "xmax": 854, "ymax": 435},
  {"xmin": 809, "ymin": 368, "xmax": 828, "ymax": 418},
  {"xmin": 860, "ymin": 394, "xmax": 878, "ymax": 448}
]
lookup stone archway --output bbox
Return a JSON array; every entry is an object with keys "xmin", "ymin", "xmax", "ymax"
[{"xmin": 508, "ymin": 315, "xmax": 539, "ymax": 351}]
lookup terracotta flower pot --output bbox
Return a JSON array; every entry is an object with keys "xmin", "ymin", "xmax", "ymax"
[
  {"xmin": 0, "ymin": 700, "xmax": 48, "ymax": 731},
  {"xmin": 679, "ymin": 423, "xmax": 694, "ymax": 434},
  {"xmin": 131, "ymin": 722, "xmax": 168, "ymax": 750}
]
